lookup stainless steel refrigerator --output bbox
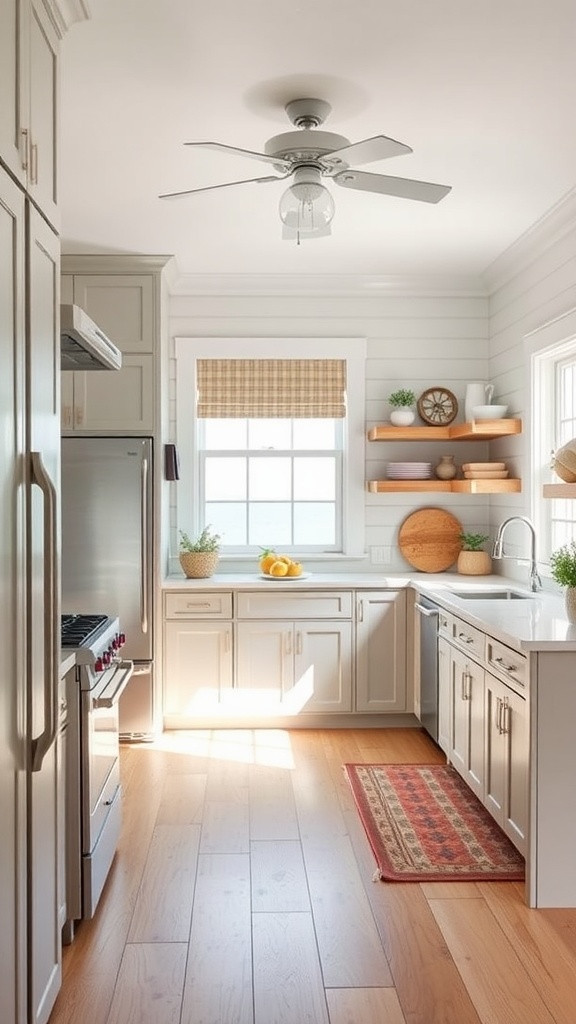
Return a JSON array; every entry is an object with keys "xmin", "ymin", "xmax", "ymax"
[{"xmin": 61, "ymin": 437, "xmax": 155, "ymax": 739}]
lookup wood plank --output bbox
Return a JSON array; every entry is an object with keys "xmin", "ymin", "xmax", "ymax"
[
  {"xmin": 450, "ymin": 478, "xmax": 521, "ymax": 493},
  {"xmin": 249, "ymin": 763, "xmax": 300, "ymax": 840},
  {"xmin": 326, "ymin": 987, "xmax": 407, "ymax": 1024},
  {"xmin": 429, "ymin": 897, "xmax": 557, "ymax": 1024},
  {"xmin": 543, "ymin": 482, "xmax": 576, "ymax": 497},
  {"xmin": 106, "ymin": 944, "xmax": 187, "ymax": 1024},
  {"xmin": 368, "ymin": 480, "xmax": 452, "ymax": 493},
  {"xmin": 199, "ymin": 800, "xmax": 250, "ymax": 853},
  {"xmin": 251, "ymin": 840, "xmax": 310, "ymax": 912},
  {"xmin": 48, "ymin": 974, "xmax": 114, "ymax": 1024},
  {"xmin": 420, "ymin": 881, "xmax": 482, "ymax": 899},
  {"xmin": 156, "ymin": 772, "xmax": 206, "ymax": 824},
  {"xmin": 127, "ymin": 824, "xmax": 200, "ymax": 942},
  {"xmin": 181, "ymin": 853, "xmax": 253, "ymax": 1024},
  {"xmin": 302, "ymin": 833, "xmax": 393, "ymax": 987},
  {"xmin": 253, "ymin": 912, "xmax": 330, "ymax": 1024}
]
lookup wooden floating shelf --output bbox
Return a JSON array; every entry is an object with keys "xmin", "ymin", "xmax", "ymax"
[
  {"xmin": 368, "ymin": 479, "xmax": 521, "ymax": 494},
  {"xmin": 367, "ymin": 419, "xmax": 522, "ymax": 442},
  {"xmin": 543, "ymin": 483, "xmax": 576, "ymax": 498}
]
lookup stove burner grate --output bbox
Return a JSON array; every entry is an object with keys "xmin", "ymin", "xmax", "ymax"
[{"xmin": 61, "ymin": 614, "xmax": 109, "ymax": 648}]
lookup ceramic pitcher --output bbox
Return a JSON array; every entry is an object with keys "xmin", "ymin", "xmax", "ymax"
[{"xmin": 464, "ymin": 382, "xmax": 494, "ymax": 421}]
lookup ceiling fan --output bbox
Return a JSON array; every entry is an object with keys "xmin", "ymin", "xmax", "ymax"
[{"xmin": 159, "ymin": 98, "xmax": 452, "ymax": 241}]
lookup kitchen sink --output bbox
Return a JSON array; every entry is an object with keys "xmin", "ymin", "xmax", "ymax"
[{"xmin": 450, "ymin": 590, "xmax": 532, "ymax": 600}]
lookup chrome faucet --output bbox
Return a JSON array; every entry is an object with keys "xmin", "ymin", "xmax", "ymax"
[{"xmin": 492, "ymin": 516, "xmax": 542, "ymax": 592}]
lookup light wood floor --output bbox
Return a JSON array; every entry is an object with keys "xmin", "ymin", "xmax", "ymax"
[{"xmin": 49, "ymin": 728, "xmax": 576, "ymax": 1024}]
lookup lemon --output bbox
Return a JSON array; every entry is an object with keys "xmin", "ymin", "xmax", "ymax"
[
  {"xmin": 259, "ymin": 549, "xmax": 277, "ymax": 574},
  {"xmin": 269, "ymin": 560, "xmax": 289, "ymax": 577},
  {"xmin": 286, "ymin": 561, "xmax": 303, "ymax": 577}
]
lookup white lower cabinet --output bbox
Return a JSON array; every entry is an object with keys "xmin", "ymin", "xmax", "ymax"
[
  {"xmin": 449, "ymin": 646, "xmax": 484, "ymax": 800},
  {"xmin": 484, "ymin": 672, "xmax": 528, "ymax": 856},
  {"xmin": 163, "ymin": 592, "xmax": 233, "ymax": 724},
  {"xmin": 235, "ymin": 619, "xmax": 352, "ymax": 713},
  {"xmin": 355, "ymin": 591, "xmax": 406, "ymax": 712}
]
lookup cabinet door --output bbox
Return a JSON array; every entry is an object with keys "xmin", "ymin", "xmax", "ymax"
[
  {"xmin": 484, "ymin": 673, "xmax": 528, "ymax": 855},
  {"xmin": 355, "ymin": 591, "xmax": 406, "ymax": 712},
  {"xmin": 66, "ymin": 355, "xmax": 154, "ymax": 432},
  {"xmin": 437, "ymin": 636, "xmax": 452, "ymax": 755},
  {"xmin": 163, "ymin": 619, "xmax": 233, "ymax": 721},
  {"xmin": 294, "ymin": 620, "xmax": 352, "ymax": 714},
  {"xmin": 449, "ymin": 647, "xmax": 484, "ymax": 799},
  {"xmin": 72, "ymin": 275, "xmax": 155, "ymax": 353},
  {"xmin": 235, "ymin": 621, "xmax": 291, "ymax": 712},
  {"xmin": 28, "ymin": 0, "xmax": 58, "ymax": 226},
  {"xmin": 0, "ymin": 0, "xmax": 28, "ymax": 183}
]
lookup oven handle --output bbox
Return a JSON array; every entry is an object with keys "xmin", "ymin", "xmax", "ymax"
[
  {"xmin": 415, "ymin": 602, "xmax": 440, "ymax": 618},
  {"xmin": 140, "ymin": 454, "xmax": 149, "ymax": 635},
  {"xmin": 30, "ymin": 451, "xmax": 59, "ymax": 773},
  {"xmin": 92, "ymin": 661, "xmax": 134, "ymax": 710}
]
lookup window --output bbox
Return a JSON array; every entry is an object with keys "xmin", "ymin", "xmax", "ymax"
[
  {"xmin": 175, "ymin": 338, "xmax": 366, "ymax": 560},
  {"xmin": 528, "ymin": 312, "xmax": 576, "ymax": 566}
]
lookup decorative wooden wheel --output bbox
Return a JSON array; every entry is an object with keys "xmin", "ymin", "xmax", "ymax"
[{"xmin": 417, "ymin": 387, "xmax": 458, "ymax": 425}]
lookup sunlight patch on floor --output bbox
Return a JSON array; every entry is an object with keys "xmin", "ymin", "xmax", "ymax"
[{"xmin": 148, "ymin": 727, "xmax": 295, "ymax": 769}]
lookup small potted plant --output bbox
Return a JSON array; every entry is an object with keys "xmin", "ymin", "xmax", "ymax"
[
  {"xmin": 388, "ymin": 388, "xmax": 416, "ymax": 426},
  {"xmin": 549, "ymin": 539, "xmax": 576, "ymax": 624},
  {"xmin": 457, "ymin": 532, "xmax": 491, "ymax": 576},
  {"xmin": 179, "ymin": 525, "xmax": 221, "ymax": 578}
]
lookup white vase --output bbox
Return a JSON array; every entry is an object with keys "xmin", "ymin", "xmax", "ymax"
[
  {"xmin": 565, "ymin": 588, "xmax": 576, "ymax": 625},
  {"xmin": 464, "ymin": 382, "xmax": 494, "ymax": 422},
  {"xmin": 390, "ymin": 407, "xmax": 415, "ymax": 426}
]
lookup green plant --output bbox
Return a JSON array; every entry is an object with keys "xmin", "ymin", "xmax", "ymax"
[
  {"xmin": 179, "ymin": 525, "xmax": 221, "ymax": 552},
  {"xmin": 459, "ymin": 532, "xmax": 489, "ymax": 552},
  {"xmin": 549, "ymin": 539, "xmax": 576, "ymax": 588},
  {"xmin": 388, "ymin": 388, "xmax": 416, "ymax": 408}
]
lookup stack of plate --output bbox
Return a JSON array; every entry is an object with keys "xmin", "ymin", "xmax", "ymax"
[
  {"xmin": 386, "ymin": 462, "xmax": 433, "ymax": 480},
  {"xmin": 462, "ymin": 462, "xmax": 508, "ymax": 479}
]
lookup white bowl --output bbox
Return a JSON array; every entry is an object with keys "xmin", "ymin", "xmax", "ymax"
[{"xmin": 472, "ymin": 404, "xmax": 508, "ymax": 420}]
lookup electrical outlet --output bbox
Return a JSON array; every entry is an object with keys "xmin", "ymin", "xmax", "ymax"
[{"xmin": 370, "ymin": 546, "xmax": 390, "ymax": 564}]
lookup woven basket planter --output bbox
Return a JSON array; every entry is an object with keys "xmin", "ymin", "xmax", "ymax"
[
  {"xmin": 179, "ymin": 551, "xmax": 219, "ymax": 579},
  {"xmin": 457, "ymin": 550, "xmax": 492, "ymax": 576}
]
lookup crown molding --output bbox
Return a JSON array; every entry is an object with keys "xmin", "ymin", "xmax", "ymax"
[
  {"xmin": 61, "ymin": 253, "xmax": 176, "ymax": 276},
  {"xmin": 42, "ymin": 0, "xmax": 90, "ymax": 37},
  {"xmin": 168, "ymin": 272, "xmax": 487, "ymax": 298},
  {"xmin": 482, "ymin": 186, "xmax": 576, "ymax": 295}
]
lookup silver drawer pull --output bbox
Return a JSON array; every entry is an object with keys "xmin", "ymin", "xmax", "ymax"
[
  {"xmin": 458, "ymin": 632, "xmax": 475, "ymax": 644},
  {"xmin": 494, "ymin": 655, "xmax": 518, "ymax": 674}
]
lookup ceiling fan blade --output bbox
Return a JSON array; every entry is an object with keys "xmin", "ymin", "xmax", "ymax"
[
  {"xmin": 159, "ymin": 173, "xmax": 289, "ymax": 200},
  {"xmin": 184, "ymin": 141, "xmax": 292, "ymax": 172},
  {"xmin": 333, "ymin": 169, "xmax": 451, "ymax": 203},
  {"xmin": 325, "ymin": 135, "xmax": 413, "ymax": 169}
]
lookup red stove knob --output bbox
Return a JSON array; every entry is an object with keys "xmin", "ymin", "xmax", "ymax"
[
  {"xmin": 111, "ymin": 637, "xmax": 119, "ymax": 650},
  {"xmin": 102, "ymin": 650, "xmax": 112, "ymax": 666},
  {"xmin": 94, "ymin": 657, "xmax": 104, "ymax": 672},
  {"xmin": 118, "ymin": 632, "xmax": 126, "ymax": 647}
]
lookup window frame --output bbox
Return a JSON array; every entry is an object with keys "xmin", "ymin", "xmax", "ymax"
[
  {"xmin": 526, "ymin": 308, "xmax": 576, "ymax": 570},
  {"xmin": 174, "ymin": 337, "xmax": 367, "ymax": 562}
]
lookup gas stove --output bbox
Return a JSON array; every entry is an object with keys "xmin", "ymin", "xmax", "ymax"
[{"xmin": 61, "ymin": 613, "xmax": 126, "ymax": 681}]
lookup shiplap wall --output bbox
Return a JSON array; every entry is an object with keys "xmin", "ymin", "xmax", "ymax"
[
  {"xmin": 484, "ymin": 202, "xmax": 576, "ymax": 583},
  {"xmin": 168, "ymin": 287, "xmax": 497, "ymax": 573}
]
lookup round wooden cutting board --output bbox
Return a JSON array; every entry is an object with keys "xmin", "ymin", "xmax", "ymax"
[{"xmin": 398, "ymin": 508, "xmax": 463, "ymax": 573}]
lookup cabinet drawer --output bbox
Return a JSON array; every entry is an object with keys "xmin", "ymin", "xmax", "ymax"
[
  {"xmin": 451, "ymin": 615, "xmax": 484, "ymax": 661},
  {"xmin": 486, "ymin": 637, "xmax": 526, "ymax": 694},
  {"xmin": 437, "ymin": 607, "xmax": 453, "ymax": 637},
  {"xmin": 236, "ymin": 590, "xmax": 352, "ymax": 619},
  {"xmin": 165, "ymin": 592, "xmax": 233, "ymax": 619}
]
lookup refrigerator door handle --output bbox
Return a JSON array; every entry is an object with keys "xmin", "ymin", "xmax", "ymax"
[
  {"xmin": 140, "ymin": 454, "xmax": 149, "ymax": 634},
  {"xmin": 30, "ymin": 451, "xmax": 58, "ymax": 772}
]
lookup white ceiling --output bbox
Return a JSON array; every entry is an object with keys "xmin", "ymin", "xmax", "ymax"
[{"xmin": 60, "ymin": 0, "xmax": 576, "ymax": 282}]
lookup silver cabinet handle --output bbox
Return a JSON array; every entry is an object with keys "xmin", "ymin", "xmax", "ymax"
[
  {"xmin": 30, "ymin": 452, "xmax": 58, "ymax": 772},
  {"xmin": 358, "ymin": 599, "xmax": 364, "ymax": 622},
  {"xmin": 140, "ymin": 454, "xmax": 149, "ymax": 634},
  {"xmin": 285, "ymin": 631, "xmax": 292, "ymax": 656},
  {"xmin": 501, "ymin": 697, "xmax": 510, "ymax": 734},
  {"xmin": 296, "ymin": 631, "xmax": 302, "ymax": 655},
  {"xmin": 458, "ymin": 632, "xmax": 474, "ymax": 644},
  {"xmin": 494, "ymin": 655, "xmax": 518, "ymax": 674}
]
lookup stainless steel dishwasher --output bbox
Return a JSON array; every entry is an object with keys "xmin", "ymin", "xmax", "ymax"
[{"xmin": 414, "ymin": 595, "xmax": 441, "ymax": 742}]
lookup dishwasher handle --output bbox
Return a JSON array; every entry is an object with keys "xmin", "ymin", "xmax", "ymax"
[{"xmin": 415, "ymin": 602, "xmax": 440, "ymax": 618}]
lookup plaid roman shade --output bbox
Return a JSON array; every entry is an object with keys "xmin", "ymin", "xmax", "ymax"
[{"xmin": 197, "ymin": 359, "xmax": 347, "ymax": 418}]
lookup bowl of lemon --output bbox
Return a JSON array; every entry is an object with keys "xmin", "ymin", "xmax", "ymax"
[{"xmin": 258, "ymin": 549, "xmax": 309, "ymax": 580}]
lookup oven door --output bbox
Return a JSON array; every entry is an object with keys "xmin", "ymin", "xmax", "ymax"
[{"xmin": 82, "ymin": 660, "xmax": 133, "ymax": 854}]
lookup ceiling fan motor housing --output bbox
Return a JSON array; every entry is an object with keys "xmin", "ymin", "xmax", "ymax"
[{"xmin": 264, "ymin": 130, "xmax": 352, "ymax": 173}]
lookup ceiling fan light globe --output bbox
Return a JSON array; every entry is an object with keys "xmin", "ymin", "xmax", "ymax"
[{"xmin": 279, "ymin": 181, "xmax": 335, "ymax": 238}]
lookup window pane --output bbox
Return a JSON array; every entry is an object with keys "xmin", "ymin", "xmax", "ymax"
[
  {"xmin": 205, "ymin": 457, "xmax": 246, "ymax": 500},
  {"xmin": 248, "ymin": 419, "xmax": 291, "ymax": 450},
  {"xmin": 293, "ymin": 419, "xmax": 336, "ymax": 449},
  {"xmin": 205, "ymin": 503, "xmax": 247, "ymax": 545},
  {"xmin": 294, "ymin": 457, "xmax": 335, "ymax": 499},
  {"xmin": 249, "ymin": 457, "xmax": 292, "ymax": 499},
  {"xmin": 203, "ymin": 419, "xmax": 247, "ymax": 450},
  {"xmin": 294, "ymin": 503, "xmax": 335, "ymax": 544},
  {"xmin": 249, "ymin": 503, "xmax": 292, "ymax": 546}
]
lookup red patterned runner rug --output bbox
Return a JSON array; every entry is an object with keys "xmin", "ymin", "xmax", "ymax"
[{"xmin": 343, "ymin": 763, "xmax": 525, "ymax": 882}]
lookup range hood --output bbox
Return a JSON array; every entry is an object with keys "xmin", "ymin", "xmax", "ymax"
[{"xmin": 60, "ymin": 304, "xmax": 122, "ymax": 371}]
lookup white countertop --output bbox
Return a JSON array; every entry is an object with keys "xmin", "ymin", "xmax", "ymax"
[
  {"xmin": 164, "ymin": 571, "xmax": 576, "ymax": 652},
  {"xmin": 60, "ymin": 650, "xmax": 76, "ymax": 677}
]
